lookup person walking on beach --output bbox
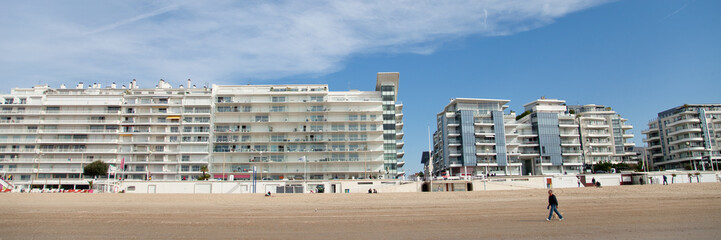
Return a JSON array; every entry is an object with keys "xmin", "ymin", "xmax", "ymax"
[
  {"xmin": 662, "ymin": 175, "xmax": 668, "ymax": 185},
  {"xmin": 546, "ymin": 190, "xmax": 563, "ymax": 221}
]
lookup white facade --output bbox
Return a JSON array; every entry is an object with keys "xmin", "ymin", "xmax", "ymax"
[
  {"xmin": 0, "ymin": 73, "xmax": 404, "ymax": 190},
  {"xmin": 643, "ymin": 104, "xmax": 721, "ymax": 170},
  {"xmin": 430, "ymin": 98, "xmax": 634, "ymax": 177},
  {"xmin": 518, "ymin": 99, "xmax": 583, "ymax": 175},
  {"xmin": 567, "ymin": 104, "xmax": 635, "ymax": 165}
]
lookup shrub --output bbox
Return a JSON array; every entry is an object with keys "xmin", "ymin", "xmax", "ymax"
[{"xmin": 83, "ymin": 160, "xmax": 109, "ymax": 178}]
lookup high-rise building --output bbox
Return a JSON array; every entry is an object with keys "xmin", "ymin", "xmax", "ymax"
[
  {"xmin": 432, "ymin": 98, "xmax": 521, "ymax": 177},
  {"xmin": 0, "ymin": 73, "xmax": 404, "ymax": 189},
  {"xmin": 517, "ymin": 99, "xmax": 583, "ymax": 175},
  {"xmin": 431, "ymin": 98, "xmax": 585, "ymax": 177},
  {"xmin": 567, "ymin": 104, "xmax": 635, "ymax": 165},
  {"xmin": 643, "ymin": 104, "xmax": 721, "ymax": 170},
  {"xmin": 430, "ymin": 98, "xmax": 637, "ymax": 177},
  {"xmin": 210, "ymin": 72, "xmax": 404, "ymax": 181}
]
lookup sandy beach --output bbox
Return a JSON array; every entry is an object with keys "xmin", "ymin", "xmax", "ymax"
[{"xmin": 2, "ymin": 183, "xmax": 721, "ymax": 239}]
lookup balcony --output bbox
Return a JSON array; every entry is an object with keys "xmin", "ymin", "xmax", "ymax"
[
  {"xmin": 666, "ymin": 118, "xmax": 700, "ymax": 128},
  {"xmin": 667, "ymin": 128, "xmax": 701, "ymax": 137}
]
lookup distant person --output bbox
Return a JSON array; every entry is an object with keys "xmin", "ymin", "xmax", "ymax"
[
  {"xmin": 368, "ymin": 188, "xmax": 372, "ymax": 194},
  {"xmin": 265, "ymin": 191, "xmax": 271, "ymax": 197},
  {"xmin": 546, "ymin": 190, "xmax": 563, "ymax": 221},
  {"xmin": 663, "ymin": 175, "xmax": 668, "ymax": 185},
  {"xmin": 373, "ymin": 189, "xmax": 377, "ymax": 194},
  {"xmin": 591, "ymin": 177, "xmax": 596, "ymax": 185},
  {"xmin": 577, "ymin": 178, "xmax": 581, "ymax": 187}
]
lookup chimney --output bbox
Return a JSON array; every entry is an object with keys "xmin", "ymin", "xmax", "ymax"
[
  {"xmin": 192, "ymin": 84, "xmax": 197, "ymax": 88},
  {"xmin": 131, "ymin": 79, "xmax": 137, "ymax": 89},
  {"xmin": 159, "ymin": 79, "xmax": 165, "ymax": 88},
  {"xmin": 179, "ymin": 85, "xmax": 184, "ymax": 88},
  {"xmin": 187, "ymin": 79, "xmax": 192, "ymax": 89},
  {"xmin": 97, "ymin": 83, "xmax": 102, "ymax": 89},
  {"xmin": 77, "ymin": 82, "xmax": 84, "ymax": 89},
  {"xmin": 121, "ymin": 85, "xmax": 126, "ymax": 89},
  {"xmin": 60, "ymin": 84, "xmax": 66, "ymax": 89},
  {"xmin": 111, "ymin": 82, "xmax": 116, "ymax": 89}
]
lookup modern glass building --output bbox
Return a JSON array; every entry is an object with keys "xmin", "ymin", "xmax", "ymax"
[{"xmin": 431, "ymin": 98, "xmax": 634, "ymax": 177}]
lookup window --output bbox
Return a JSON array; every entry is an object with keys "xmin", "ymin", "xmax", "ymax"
[
  {"xmin": 332, "ymin": 124, "xmax": 345, "ymax": 131},
  {"xmin": 270, "ymin": 135, "xmax": 286, "ymax": 142},
  {"xmin": 255, "ymin": 115, "xmax": 269, "ymax": 122},
  {"xmin": 4, "ymin": 98, "xmax": 13, "ymax": 104},
  {"xmin": 310, "ymin": 125, "xmax": 323, "ymax": 132},
  {"xmin": 271, "ymin": 96, "xmax": 286, "ymax": 102},
  {"xmin": 381, "ymin": 86, "xmax": 394, "ymax": 91},
  {"xmin": 270, "ymin": 106, "xmax": 286, "ymax": 112},
  {"xmin": 310, "ymin": 96, "xmax": 324, "ymax": 102},
  {"xmin": 181, "ymin": 166, "xmax": 190, "ymax": 172},
  {"xmin": 217, "ymin": 106, "xmax": 231, "ymax": 112},
  {"xmin": 332, "ymin": 134, "xmax": 345, "ymax": 141},
  {"xmin": 217, "ymin": 96, "xmax": 231, "ymax": 103},
  {"xmin": 332, "ymin": 144, "xmax": 346, "ymax": 151}
]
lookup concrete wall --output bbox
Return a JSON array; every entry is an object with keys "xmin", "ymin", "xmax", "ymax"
[
  {"xmin": 115, "ymin": 172, "xmax": 721, "ymax": 194},
  {"xmin": 120, "ymin": 180, "xmax": 420, "ymax": 194}
]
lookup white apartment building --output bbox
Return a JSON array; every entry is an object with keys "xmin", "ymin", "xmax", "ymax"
[
  {"xmin": 517, "ymin": 99, "xmax": 583, "ymax": 175},
  {"xmin": 210, "ymin": 73, "xmax": 404, "ymax": 181},
  {"xmin": 643, "ymin": 104, "xmax": 721, "ymax": 171},
  {"xmin": 0, "ymin": 73, "xmax": 404, "ymax": 190},
  {"xmin": 567, "ymin": 104, "xmax": 635, "ymax": 165},
  {"xmin": 432, "ymin": 98, "xmax": 522, "ymax": 177},
  {"xmin": 431, "ymin": 98, "xmax": 584, "ymax": 177}
]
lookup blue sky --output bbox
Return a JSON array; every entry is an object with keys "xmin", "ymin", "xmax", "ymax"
[{"xmin": 1, "ymin": 0, "xmax": 719, "ymax": 175}]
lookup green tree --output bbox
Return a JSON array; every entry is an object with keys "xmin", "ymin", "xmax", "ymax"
[
  {"xmin": 593, "ymin": 162, "xmax": 613, "ymax": 172},
  {"xmin": 83, "ymin": 160, "xmax": 109, "ymax": 178},
  {"xmin": 515, "ymin": 110, "xmax": 532, "ymax": 120},
  {"xmin": 197, "ymin": 165, "xmax": 210, "ymax": 180}
]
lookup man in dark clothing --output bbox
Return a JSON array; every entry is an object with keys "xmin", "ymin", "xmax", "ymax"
[
  {"xmin": 546, "ymin": 190, "xmax": 563, "ymax": 221},
  {"xmin": 663, "ymin": 175, "xmax": 668, "ymax": 185}
]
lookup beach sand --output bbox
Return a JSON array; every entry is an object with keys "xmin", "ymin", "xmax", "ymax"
[{"xmin": 1, "ymin": 183, "xmax": 720, "ymax": 239}]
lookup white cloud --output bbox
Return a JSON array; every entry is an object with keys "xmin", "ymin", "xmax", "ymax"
[{"xmin": 0, "ymin": 0, "xmax": 613, "ymax": 88}]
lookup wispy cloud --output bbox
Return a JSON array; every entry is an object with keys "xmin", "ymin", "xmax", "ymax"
[
  {"xmin": 662, "ymin": 0, "xmax": 695, "ymax": 20},
  {"xmin": 0, "ymin": 0, "xmax": 613, "ymax": 88}
]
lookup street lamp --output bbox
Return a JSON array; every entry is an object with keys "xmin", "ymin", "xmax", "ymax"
[{"xmin": 687, "ymin": 142, "xmax": 697, "ymax": 171}]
